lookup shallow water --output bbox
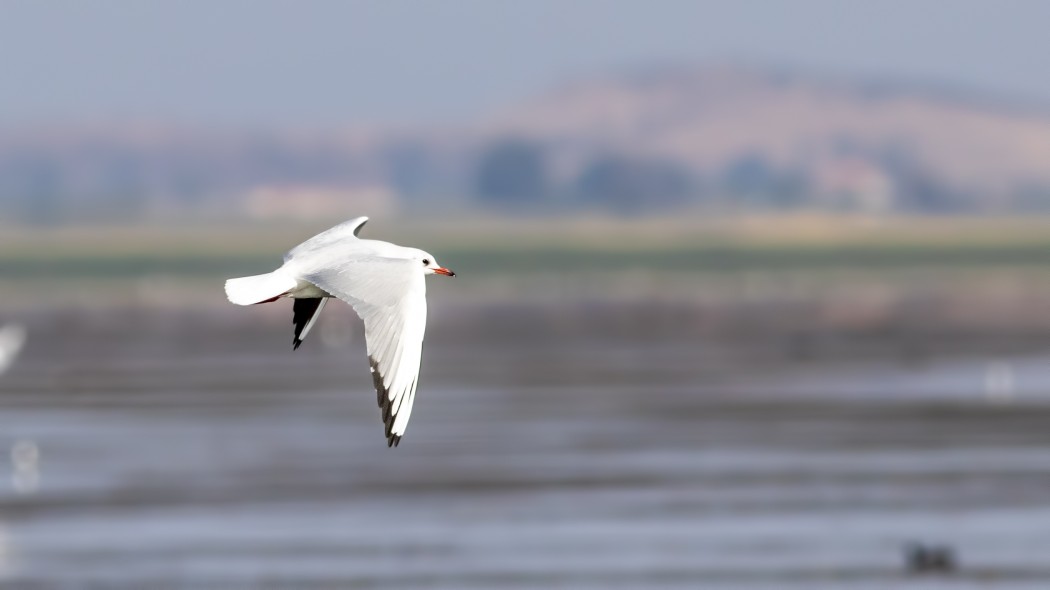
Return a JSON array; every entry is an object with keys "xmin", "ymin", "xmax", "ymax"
[{"xmin": 3, "ymin": 308, "xmax": 1050, "ymax": 588}]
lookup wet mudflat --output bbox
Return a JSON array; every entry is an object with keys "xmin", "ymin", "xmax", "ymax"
[{"xmin": 2, "ymin": 306, "xmax": 1050, "ymax": 589}]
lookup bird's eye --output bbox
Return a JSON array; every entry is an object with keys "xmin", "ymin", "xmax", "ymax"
[{"xmin": 422, "ymin": 258, "xmax": 430, "ymax": 266}]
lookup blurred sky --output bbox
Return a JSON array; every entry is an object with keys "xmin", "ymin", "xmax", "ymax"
[{"xmin": 1, "ymin": 0, "xmax": 1048, "ymax": 128}]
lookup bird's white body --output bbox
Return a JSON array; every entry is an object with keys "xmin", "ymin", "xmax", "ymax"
[{"xmin": 224, "ymin": 216, "xmax": 454, "ymax": 446}]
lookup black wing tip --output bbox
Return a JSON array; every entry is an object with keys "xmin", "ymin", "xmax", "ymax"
[
  {"xmin": 370, "ymin": 355, "xmax": 402, "ymax": 448},
  {"xmin": 291, "ymin": 298, "xmax": 324, "ymax": 351}
]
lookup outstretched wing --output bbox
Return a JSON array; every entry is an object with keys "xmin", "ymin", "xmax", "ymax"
[
  {"xmin": 304, "ymin": 257, "xmax": 426, "ymax": 447},
  {"xmin": 285, "ymin": 216, "xmax": 369, "ymax": 262}
]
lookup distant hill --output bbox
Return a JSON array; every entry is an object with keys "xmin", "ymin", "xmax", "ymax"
[
  {"xmin": 3, "ymin": 64, "xmax": 1050, "ymax": 221},
  {"xmin": 481, "ymin": 64, "xmax": 1050, "ymax": 211}
]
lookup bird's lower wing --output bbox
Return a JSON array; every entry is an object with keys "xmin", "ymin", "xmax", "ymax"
[
  {"xmin": 305, "ymin": 259, "xmax": 427, "ymax": 446},
  {"xmin": 292, "ymin": 298, "xmax": 327, "ymax": 350}
]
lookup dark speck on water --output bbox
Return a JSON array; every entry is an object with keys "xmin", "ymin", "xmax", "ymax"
[
  {"xmin": 3, "ymin": 306, "xmax": 1050, "ymax": 589},
  {"xmin": 905, "ymin": 542, "xmax": 957, "ymax": 575}
]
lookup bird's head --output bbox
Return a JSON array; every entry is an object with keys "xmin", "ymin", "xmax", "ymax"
[{"xmin": 410, "ymin": 249, "xmax": 455, "ymax": 277}]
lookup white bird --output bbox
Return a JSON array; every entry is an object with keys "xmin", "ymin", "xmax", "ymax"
[
  {"xmin": 0, "ymin": 324, "xmax": 27, "ymax": 376},
  {"xmin": 224, "ymin": 216, "xmax": 455, "ymax": 447}
]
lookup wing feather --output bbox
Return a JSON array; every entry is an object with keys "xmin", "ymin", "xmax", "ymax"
[
  {"xmin": 285, "ymin": 216, "xmax": 369, "ymax": 262},
  {"xmin": 305, "ymin": 257, "xmax": 426, "ymax": 446},
  {"xmin": 292, "ymin": 298, "xmax": 327, "ymax": 350}
]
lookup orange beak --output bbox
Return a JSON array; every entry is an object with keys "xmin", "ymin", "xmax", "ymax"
[{"xmin": 434, "ymin": 267, "xmax": 456, "ymax": 277}]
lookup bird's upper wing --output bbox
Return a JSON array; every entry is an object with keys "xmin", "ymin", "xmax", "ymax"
[
  {"xmin": 284, "ymin": 216, "xmax": 369, "ymax": 262},
  {"xmin": 304, "ymin": 257, "xmax": 426, "ymax": 447}
]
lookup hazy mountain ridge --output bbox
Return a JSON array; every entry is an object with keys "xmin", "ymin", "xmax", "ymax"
[
  {"xmin": 3, "ymin": 64, "xmax": 1050, "ymax": 222},
  {"xmin": 489, "ymin": 65, "xmax": 1050, "ymax": 189}
]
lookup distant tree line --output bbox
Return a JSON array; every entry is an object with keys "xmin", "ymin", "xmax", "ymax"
[
  {"xmin": 0, "ymin": 133, "xmax": 1047, "ymax": 223},
  {"xmin": 470, "ymin": 137, "xmax": 1011, "ymax": 215}
]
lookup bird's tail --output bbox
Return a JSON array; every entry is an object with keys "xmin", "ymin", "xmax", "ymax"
[{"xmin": 224, "ymin": 272, "xmax": 297, "ymax": 306}]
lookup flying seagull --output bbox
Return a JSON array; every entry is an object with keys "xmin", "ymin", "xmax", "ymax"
[
  {"xmin": 0, "ymin": 323, "xmax": 27, "ymax": 376},
  {"xmin": 224, "ymin": 216, "xmax": 455, "ymax": 447}
]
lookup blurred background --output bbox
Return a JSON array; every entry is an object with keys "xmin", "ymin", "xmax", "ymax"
[{"xmin": 3, "ymin": 1, "xmax": 1050, "ymax": 587}]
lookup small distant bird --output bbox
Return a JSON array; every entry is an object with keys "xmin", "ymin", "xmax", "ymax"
[
  {"xmin": 904, "ymin": 542, "xmax": 956, "ymax": 574},
  {"xmin": 0, "ymin": 323, "xmax": 27, "ymax": 375},
  {"xmin": 225, "ymin": 217, "xmax": 455, "ymax": 446}
]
